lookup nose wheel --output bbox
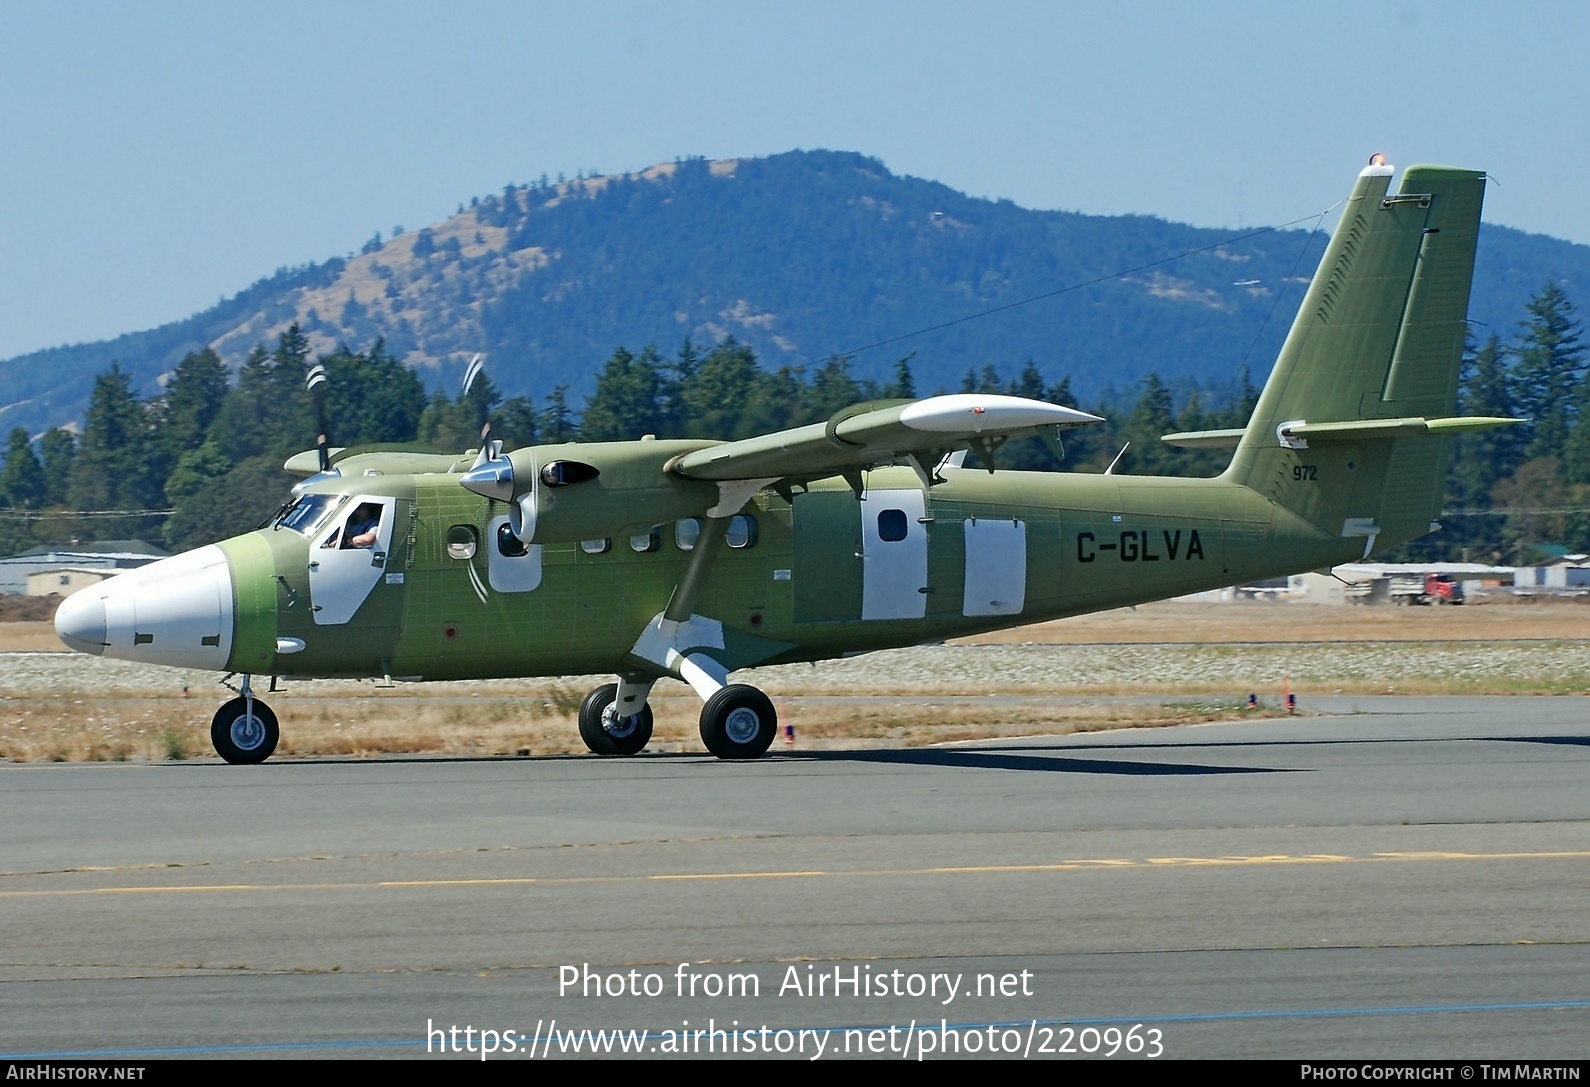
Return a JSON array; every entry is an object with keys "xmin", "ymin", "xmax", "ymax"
[
  {"xmin": 211, "ymin": 696, "xmax": 280, "ymax": 764},
  {"xmin": 577, "ymin": 683, "xmax": 654, "ymax": 755}
]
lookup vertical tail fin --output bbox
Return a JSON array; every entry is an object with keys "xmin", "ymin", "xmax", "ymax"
[{"xmin": 1226, "ymin": 160, "xmax": 1487, "ymax": 551}]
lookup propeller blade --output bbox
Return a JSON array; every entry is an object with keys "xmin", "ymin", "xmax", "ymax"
[
  {"xmin": 461, "ymin": 353, "xmax": 485, "ymax": 397},
  {"xmin": 305, "ymin": 364, "xmax": 331, "ymax": 473}
]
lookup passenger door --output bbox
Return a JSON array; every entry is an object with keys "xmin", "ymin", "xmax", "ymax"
[{"xmin": 860, "ymin": 487, "xmax": 928, "ymax": 621}]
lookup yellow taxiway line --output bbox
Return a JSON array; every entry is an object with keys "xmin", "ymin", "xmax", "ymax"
[{"xmin": 0, "ymin": 849, "xmax": 1586, "ymax": 898}]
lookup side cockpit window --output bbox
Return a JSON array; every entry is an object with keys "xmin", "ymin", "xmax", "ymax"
[
  {"xmin": 340, "ymin": 503, "xmax": 383, "ymax": 549},
  {"xmin": 277, "ymin": 494, "xmax": 343, "ymax": 536}
]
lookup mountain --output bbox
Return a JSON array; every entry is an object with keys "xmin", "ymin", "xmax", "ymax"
[{"xmin": 3, "ymin": 150, "xmax": 1587, "ymax": 436}]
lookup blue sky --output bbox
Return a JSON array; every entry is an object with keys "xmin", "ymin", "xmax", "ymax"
[{"xmin": 1, "ymin": 0, "xmax": 1585, "ymax": 360}]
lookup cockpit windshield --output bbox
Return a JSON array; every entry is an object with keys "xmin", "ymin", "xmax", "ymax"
[{"xmin": 276, "ymin": 494, "xmax": 344, "ymax": 536}]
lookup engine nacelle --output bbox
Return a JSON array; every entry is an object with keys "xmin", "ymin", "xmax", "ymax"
[{"xmin": 463, "ymin": 439, "xmax": 722, "ymax": 545}]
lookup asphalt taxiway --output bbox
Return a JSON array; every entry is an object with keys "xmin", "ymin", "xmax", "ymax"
[{"xmin": 0, "ymin": 695, "xmax": 1586, "ymax": 1060}]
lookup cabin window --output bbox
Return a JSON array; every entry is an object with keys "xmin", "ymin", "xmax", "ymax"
[
  {"xmin": 877, "ymin": 508, "xmax": 908, "ymax": 543},
  {"xmin": 497, "ymin": 523, "xmax": 530, "ymax": 558},
  {"xmin": 727, "ymin": 514, "xmax": 759, "ymax": 549},
  {"xmin": 675, "ymin": 518, "xmax": 702, "ymax": 551},
  {"xmin": 446, "ymin": 525, "xmax": 478, "ymax": 561},
  {"xmin": 580, "ymin": 538, "xmax": 611, "ymax": 555},
  {"xmin": 630, "ymin": 527, "xmax": 661, "ymax": 553}
]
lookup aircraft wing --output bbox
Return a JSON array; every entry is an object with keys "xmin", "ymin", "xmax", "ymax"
[{"xmin": 667, "ymin": 394, "xmax": 1103, "ymax": 485}]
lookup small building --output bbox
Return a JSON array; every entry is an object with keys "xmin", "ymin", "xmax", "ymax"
[
  {"xmin": 1289, "ymin": 562, "xmax": 1513, "ymax": 605},
  {"xmin": 25, "ymin": 567, "xmax": 119, "ymax": 597},
  {"xmin": 0, "ymin": 540, "xmax": 167, "ymax": 595},
  {"xmin": 1515, "ymin": 555, "xmax": 1590, "ymax": 590}
]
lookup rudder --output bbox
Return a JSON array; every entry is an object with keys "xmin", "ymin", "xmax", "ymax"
[{"xmin": 1225, "ymin": 160, "xmax": 1487, "ymax": 553}]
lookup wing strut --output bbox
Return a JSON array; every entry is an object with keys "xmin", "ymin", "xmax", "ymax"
[{"xmin": 662, "ymin": 515, "xmax": 728, "ymax": 628}]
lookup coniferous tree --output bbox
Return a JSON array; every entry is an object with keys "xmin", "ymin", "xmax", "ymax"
[
  {"xmin": 540, "ymin": 386, "xmax": 577, "ymax": 443},
  {"xmin": 1116, "ymin": 373, "xmax": 1177, "ymax": 476},
  {"xmin": 209, "ymin": 327, "xmax": 315, "ymax": 462},
  {"xmin": 163, "ymin": 454, "xmax": 295, "ymax": 551},
  {"xmin": 419, "ymin": 370, "xmax": 497, "ymax": 450},
  {"xmin": 742, "ymin": 364, "xmax": 805, "ymax": 436},
  {"xmin": 38, "ymin": 428, "xmax": 76, "ymax": 506},
  {"xmin": 162, "ymin": 348, "xmax": 229, "ymax": 449},
  {"xmin": 155, "ymin": 348, "xmax": 230, "ymax": 490},
  {"xmin": 1513, "ymin": 280, "xmax": 1585, "ymax": 460},
  {"xmin": 888, "ymin": 353, "xmax": 917, "ymax": 399},
  {"xmin": 680, "ymin": 338, "xmax": 764, "ymax": 440},
  {"xmin": 1169, "ymin": 390, "xmax": 1228, "ymax": 477},
  {"xmin": 1452, "ymin": 334, "xmax": 1522, "ymax": 501},
  {"xmin": 0, "ymin": 429, "xmax": 45, "ymax": 509},
  {"xmin": 492, "ymin": 397, "xmax": 540, "ymax": 451},
  {"xmin": 580, "ymin": 346, "xmax": 662, "ymax": 441},
  {"xmin": 802, "ymin": 356, "xmax": 863, "ymax": 422},
  {"xmin": 319, "ymin": 339, "xmax": 426, "ymax": 447},
  {"xmin": 163, "ymin": 441, "xmax": 233, "ymax": 507},
  {"xmin": 67, "ymin": 365, "xmax": 159, "ymax": 511},
  {"xmin": 1225, "ymin": 363, "xmax": 1261, "ymax": 429},
  {"xmin": 1009, "ymin": 359, "xmax": 1046, "ymax": 401}
]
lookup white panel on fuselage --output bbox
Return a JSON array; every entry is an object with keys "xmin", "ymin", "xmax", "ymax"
[
  {"xmin": 963, "ymin": 517, "xmax": 1026, "ymax": 617},
  {"xmin": 486, "ymin": 514, "xmax": 543, "ymax": 593},
  {"xmin": 860, "ymin": 487, "xmax": 927, "ymax": 621},
  {"xmin": 309, "ymin": 497, "xmax": 396, "ymax": 625}
]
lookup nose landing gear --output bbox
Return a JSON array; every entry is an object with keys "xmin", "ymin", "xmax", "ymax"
[{"xmin": 211, "ymin": 675, "xmax": 279, "ymax": 764}]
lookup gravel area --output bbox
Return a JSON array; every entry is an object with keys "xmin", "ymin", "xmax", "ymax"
[
  {"xmin": 8, "ymin": 638, "xmax": 1590, "ymax": 699},
  {"xmin": 749, "ymin": 641, "xmax": 1590, "ymax": 693}
]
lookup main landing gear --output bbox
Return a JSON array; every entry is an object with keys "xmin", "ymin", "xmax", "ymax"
[
  {"xmin": 698, "ymin": 684, "xmax": 777, "ymax": 760},
  {"xmin": 578, "ymin": 499, "xmax": 780, "ymax": 761},
  {"xmin": 575, "ymin": 678, "xmax": 779, "ymax": 760},
  {"xmin": 577, "ymin": 683, "xmax": 655, "ymax": 756},
  {"xmin": 211, "ymin": 675, "xmax": 279, "ymax": 764}
]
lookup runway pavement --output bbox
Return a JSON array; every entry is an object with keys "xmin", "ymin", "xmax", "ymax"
[{"xmin": 0, "ymin": 695, "xmax": 1586, "ymax": 1060}]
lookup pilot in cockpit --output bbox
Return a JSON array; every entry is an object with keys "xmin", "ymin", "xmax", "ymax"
[{"xmin": 340, "ymin": 503, "xmax": 382, "ymax": 549}]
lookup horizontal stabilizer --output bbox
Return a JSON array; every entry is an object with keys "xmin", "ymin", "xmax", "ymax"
[
  {"xmin": 1164, "ymin": 417, "xmax": 1518, "ymax": 451},
  {"xmin": 1280, "ymin": 416, "xmax": 1520, "ymax": 446},
  {"xmin": 670, "ymin": 394, "xmax": 1102, "ymax": 484},
  {"xmin": 1160, "ymin": 428, "xmax": 1245, "ymax": 449}
]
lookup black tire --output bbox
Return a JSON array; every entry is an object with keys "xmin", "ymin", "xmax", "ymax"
[
  {"xmin": 698, "ymin": 684, "xmax": 777, "ymax": 760},
  {"xmin": 211, "ymin": 696, "xmax": 279, "ymax": 764},
  {"xmin": 577, "ymin": 684, "xmax": 654, "ymax": 756}
]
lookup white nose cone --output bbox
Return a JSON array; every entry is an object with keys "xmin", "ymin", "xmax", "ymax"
[
  {"xmin": 58, "ymin": 546, "xmax": 235, "ymax": 670},
  {"xmin": 54, "ymin": 590, "xmax": 107, "ymax": 655}
]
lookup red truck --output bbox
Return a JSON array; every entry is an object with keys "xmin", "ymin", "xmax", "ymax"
[{"xmin": 1387, "ymin": 572, "xmax": 1465, "ymax": 605}]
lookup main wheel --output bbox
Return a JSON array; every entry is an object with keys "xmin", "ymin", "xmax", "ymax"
[
  {"xmin": 211, "ymin": 696, "xmax": 279, "ymax": 764},
  {"xmin": 698, "ymin": 684, "xmax": 777, "ymax": 760},
  {"xmin": 577, "ymin": 684, "xmax": 654, "ymax": 756}
]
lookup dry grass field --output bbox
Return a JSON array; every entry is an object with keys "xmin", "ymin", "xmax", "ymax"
[{"xmin": 3, "ymin": 594, "xmax": 1587, "ymax": 761}]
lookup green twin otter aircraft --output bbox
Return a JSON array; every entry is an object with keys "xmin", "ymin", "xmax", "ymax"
[{"xmin": 55, "ymin": 158, "xmax": 1515, "ymax": 763}]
